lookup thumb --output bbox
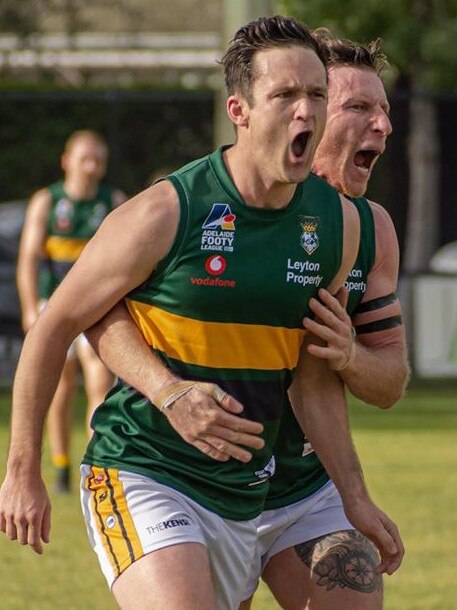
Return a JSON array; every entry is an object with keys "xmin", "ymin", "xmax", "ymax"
[{"xmin": 199, "ymin": 383, "xmax": 244, "ymax": 414}]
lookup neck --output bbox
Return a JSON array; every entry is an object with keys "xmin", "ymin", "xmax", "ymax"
[
  {"xmin": 63, "ymin": 176, "xmax": 99, "ymax": 200},
  {"xmin": 224, "ymin": 145, "xmax": 297, "ymax": 210}
]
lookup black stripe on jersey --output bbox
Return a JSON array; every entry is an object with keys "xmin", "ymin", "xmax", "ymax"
[
  {"xmin": 105, "ymin": 471, "xmax": 137, "ymax": 565},
  {"xmin": 88, "ymin": 467, "xmax": 121, "ymax": 577},
  {"xmin": 355, "ymin": 315, "xmax": 403, "ymax": 335},
  {"xmin": 214, "ymin": 379, "xmax": 287, "ymax": 422},
  {"xmin": 353, "ymin": 292, "xmax": 397, "ymax": 314}
]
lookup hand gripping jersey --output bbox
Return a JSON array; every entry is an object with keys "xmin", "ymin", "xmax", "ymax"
[
  {"xmin": 39, "ymin": 181, "xmax": 116, "ymax": 297},
  {"xmin": 83, "ymin": 147, "xmax": 345, "ymax": 521},
  {"xmin": 264, "ymin": 196, "xmax": 376, "ymax": 510}
]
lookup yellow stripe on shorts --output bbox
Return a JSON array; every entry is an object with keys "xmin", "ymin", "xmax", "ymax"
[{"xmin": 85, "ymin": 466, "xmax": 143, "ymax": 578}]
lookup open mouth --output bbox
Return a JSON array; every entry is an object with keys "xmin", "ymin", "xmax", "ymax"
[
  {"xmin": 291, "ymin": 131, "xmax": 310, "ymax": 159},
  {"xmin": 354, "ymin": 150, "xmax": 379, "ymax": 172}
]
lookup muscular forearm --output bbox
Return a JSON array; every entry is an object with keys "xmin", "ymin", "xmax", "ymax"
[
  {"xmin": 340, "ymin": 341, "xmax": 410, "ymax": 408},
  {"xmin": 85, "ymin": 301, "xmax": 179, "ymax": 402},
  {"xmin": 289, "ymin": 347, "xmax": 370, "ymax": 507},
  {"xmin": 293, "ymin": 389, "xmax": 368, "ymax": 506},
  {"xmin": 8, "ymin": 324, "xmax": 70, "ymax": 473}
]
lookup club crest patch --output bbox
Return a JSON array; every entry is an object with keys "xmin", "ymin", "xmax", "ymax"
[{"xmin": 299, "ymin": 215, "xmax": 320, "ymax": 255}]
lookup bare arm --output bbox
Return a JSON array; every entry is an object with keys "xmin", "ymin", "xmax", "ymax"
[
  {"xmin": 289, "ymin": 339, "xmax": 404, "ymax": 575},
  {"xmin": 0, "ymin": 181, "xmax": 180, "ymax": 552},
  {"xmin": 85, "ymin": 302, "xmax": 264, "ymax": 463},
  {"xmin": 304, "ymin": 202, "xmax": 410, "ymax": 408},
  {"xmin": 16, "ymin": 189, "xmax": 51, "ymax": 332}
]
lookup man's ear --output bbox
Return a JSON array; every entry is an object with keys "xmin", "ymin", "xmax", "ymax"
[
  {"xmin": 227, "ymin": 94, "xmax": 249, "ymax": 128},
  {"xmin": 60, "ymin": 152, "xmax": 69, "ymax": 172}
]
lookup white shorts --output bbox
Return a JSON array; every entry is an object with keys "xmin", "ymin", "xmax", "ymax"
[
  {"xmin": 80, "ymin": 465, "xmax": 259, "ymax": 610},
  {"xmin": 243, "ymin": 480, "xmax": 354, "ymax": 599}
]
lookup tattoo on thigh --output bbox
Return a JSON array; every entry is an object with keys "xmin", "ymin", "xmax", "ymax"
[{"xmin": 294, "ymin": 531, "xmax": 383, "ymax": 593}]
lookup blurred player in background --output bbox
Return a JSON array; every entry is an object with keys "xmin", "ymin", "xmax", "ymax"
[{"xmin": 16, "ymin": 129, "xmax": 126, "ymax": 492}]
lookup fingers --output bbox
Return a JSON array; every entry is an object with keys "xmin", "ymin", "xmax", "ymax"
[
  {"xmin": 202, "ymin": 436, "xmax": 254, "ymax": 463},
  {"xmin": 166, "ymin": 382, "xmax": 264, "ymax": 462},
  {"xmin": 193, "ymin": 421, "xmax": 265, "ymax": 463},
  {"xmin": 41, "ymin": 505, "xmax": 51, "ymax": 545},
  {"xmin": 28, "ymin": 522, "xmax": 44, "ymax": 555},
  {"xmin": 333, "ymin": 286, "xmax": 349, "ymax": 309},
  {"xmin": 375, "ymin": 518, "xmax": 404, "ymax": 575},
  {"xmin": 199, "ymin": 383, "xmax": 244, "ymax": 414}
]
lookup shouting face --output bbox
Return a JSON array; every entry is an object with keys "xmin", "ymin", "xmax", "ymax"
[
  {"xmin": 312, "ymin": 65, "xmax": 392, "ymax": 197},
  {"xmin": 231, "ymin": 45, "xmax": 328, "ymax": 191}
]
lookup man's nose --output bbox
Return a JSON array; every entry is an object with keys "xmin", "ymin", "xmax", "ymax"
[{"xmin": 372, "ymin": 110, "xmax": 392, "ymax": 137}]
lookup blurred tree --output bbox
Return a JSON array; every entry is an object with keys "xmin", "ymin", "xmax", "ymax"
[
  {"xmin": 280, "ymin": 0, "xmax": 457, "ymax": 272},
  {"xmin": 0, "ymin": 1, "xmax": 46, "ymax": 37}
]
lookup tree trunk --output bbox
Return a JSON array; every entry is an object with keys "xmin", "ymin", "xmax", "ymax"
[{"xmin": 403, "ymin": 94, "xmax": 440, "ymax": 273}]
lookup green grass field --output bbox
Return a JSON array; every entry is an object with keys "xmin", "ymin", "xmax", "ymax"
[{"xmin": 0, "ymin": 386, "xmax": 456, "ymax": 610}]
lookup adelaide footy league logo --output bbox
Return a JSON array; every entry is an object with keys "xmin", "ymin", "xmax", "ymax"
[
  {"xmin": 299, "ymin": 215, "xmax": 320, "ymax": 255},
  {"xmin": 201, "ymin": 203, "xmax": 236, "ymax": 253},
  {"xmin": 202, "ymin": 203, "xmax": 236, "ymax": 230}
]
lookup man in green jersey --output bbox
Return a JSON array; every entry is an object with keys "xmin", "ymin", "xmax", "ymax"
[
  {"xmin": 84, "ymin": 29, "xmax": 408, "ymax": 610},
  {"xmin": 16, "ymin": 130, "xmax": 126, "ymax": 492},
  {"xmin": 0, "ymin": 17, "xmax": 401, "ymax": 610},
  {"xmin": 239, "ymin": 32, "xmax": 410, "ymax": 610}
]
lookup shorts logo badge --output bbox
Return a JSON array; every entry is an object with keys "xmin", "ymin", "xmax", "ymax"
[
  {"xmin": 249, "ymin": 455, "xmax": 276, "ymax": 486},
  {"xmin": 299, "ymin": 216, "xmax": 320, "ymax": 255},
  {"xmin": 106, "ymin": 515, "xmax": 116, "ymax": 529}
]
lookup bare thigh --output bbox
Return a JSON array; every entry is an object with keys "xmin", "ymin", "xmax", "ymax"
[
  {"xmin": 262, "ymin": 530, "xmax": 383, "ymax": 610},
  {"xmin": 112, "ymin": 542, "xmax": 218, "ymax": 610}
]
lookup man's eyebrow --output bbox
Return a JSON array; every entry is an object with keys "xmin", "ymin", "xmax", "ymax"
[{"xmin": 344, "ymin": 94, "xmax": 391, "ymax": 114}]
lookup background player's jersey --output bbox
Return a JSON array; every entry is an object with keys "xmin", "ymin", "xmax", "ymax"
[
  {"xmin": 39, "ymin": 180, "xmax": 116, "ymax": 298},
  {"xmin": 265, "ymin": 196, "xmax": 376, "ymax": 510},
  {"xmin": 84, "ymin": 149, "xmax": 345, "ymax": 521}
]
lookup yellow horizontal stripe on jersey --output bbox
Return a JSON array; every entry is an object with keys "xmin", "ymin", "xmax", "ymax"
[
  {"xmin": 44, "ymin": 235, "xmax": 88, "ymax": 261},
  {"xmin": 127, "ymin": 299, "xmax": 305, "ymax": 371}
]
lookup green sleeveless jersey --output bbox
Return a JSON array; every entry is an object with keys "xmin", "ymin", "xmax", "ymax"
[
  {"xmin": 265, "ymin": 196, "xmax": 376, "ymax": 510},
  {"xmin": 39, "ymin": 181, "xmax": 116, "ymax": 298},
  {"xmin": 83, "ymin": 148, "xmax": 346, "ymax": 521}
]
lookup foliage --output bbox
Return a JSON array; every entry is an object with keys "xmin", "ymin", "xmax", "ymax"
[
  {"xmin": 0, "ymin": 1, "xmax": 46, "ymax": 38},
  {"xmin": 0, "ymin": 89, "xmax": 214, "ymax": 201},
  {"xmin": 279, "ymin": 0, "xmax": 457, "ymax": 91}
]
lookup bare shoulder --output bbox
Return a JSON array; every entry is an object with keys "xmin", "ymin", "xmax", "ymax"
[
  {"xmin": 111, "ymin": 179, "xmax": 179, "ymax": 225},
  {"xmin": 92, "ymin": 179, "xmax": 180, "ymax": 264},
  {"xmin": 27, "ymin": 187, "xmax": 52, "ymax": 212},
  {"xmin": 367, "ymin": 200, "xmax": 397, "ymax": 238}
]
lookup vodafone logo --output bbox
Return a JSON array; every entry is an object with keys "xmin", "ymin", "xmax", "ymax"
[{"xmin": 205, "ymin": 255, "xmax": 227, "ymax": 276}]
